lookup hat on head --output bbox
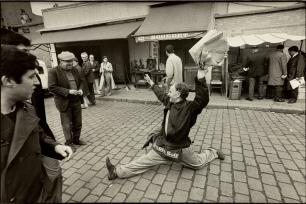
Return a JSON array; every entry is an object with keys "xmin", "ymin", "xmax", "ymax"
[{"xmin": 58, "ymin": 51, "xmax": 75, "ymax": 61}]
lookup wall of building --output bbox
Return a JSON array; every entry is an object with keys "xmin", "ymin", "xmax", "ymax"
[
  {"xmin": 42, "ymin": 2, "xmax": 151, "ymax": 29},
  {"xmin": 215, "ymin": 7, "xmax": 305, "ymax": 36},
  {"xmin": 227, "ymin": 2, "xmax": 301, "ymax": 13}
]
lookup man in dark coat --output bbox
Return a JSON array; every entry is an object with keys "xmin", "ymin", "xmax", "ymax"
[
  {"xmin": 105, "ymin": 65, "xmax": 224, "ymax": 180},
  {"xmin": 48, "ymin": 51, "xmax": 87, "ymax": 146},
  {"xmin": 243, "ymin": 46, "xmax": 269, "ymax": 100},
  {"xmin": 1, "ymin": 27, "xmax": 64, "ymax": 203},
  {"xmin": 285, "ymin": 46, "xmax": 305, "ymax": 103},
  {"xmin": 89, "ymin": 54, "xmax": 101, "ymax": 95},
  {"xmin": 81, "ymin": 52, "xmax": 96, "ymax": 105},
  {"xmin": 267, "ymin": 44, "xmax": 287, "ymax": 102},
  {"xmin": 1, "ymin": 45, "xmax": 72, "ymax": 203}
]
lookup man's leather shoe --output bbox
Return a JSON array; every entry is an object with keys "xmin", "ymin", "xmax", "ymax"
[
  {"xmin": 257, "ymin": 96, "xmax": 264, "ymax": 100},
  {"xmin": 246, "ymin": 97, "xmax": 253, "ymax": 101},
  {"xmin": 274, "ymin": 98, "xmax": 285, "ymax": 102},
  {"xmin": 106, "ymin": 157, "xmax": 117, "ymax": 180},
  {"xmin": 216, "ymin": 150, "xmax": 225, "ymax": 160},
  {"xmin": 288, "ymin": 99, "xmax": 297, "ymax": 103},
  {"xmin": 73, "ymin": 140, "xmax": 87, "ymax": 145}
]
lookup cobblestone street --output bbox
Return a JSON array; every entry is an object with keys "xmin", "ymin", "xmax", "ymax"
[{"xmin": 45, "ymin": 98, "xmax": 305, "ymax": 203}]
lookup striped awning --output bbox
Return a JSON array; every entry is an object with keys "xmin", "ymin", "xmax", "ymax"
[{"xmin": 227, "ymin": 33, "xmax": 306, "ymax": 47}]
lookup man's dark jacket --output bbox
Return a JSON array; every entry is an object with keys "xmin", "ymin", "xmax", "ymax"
[
  {"xmin": 32, "ymin": 74, "xmax": 55, "ymax": 139},
  {"xmin": 91, "ymin": 60, "xmax": 100, "ymax": 79},
  {"xmin": 286, "ymin": 53, "xmax": 305, "ymax": 90},
  {"xmin": 48, "ymin": 66, "xmax": 83, "ymax": 112},
  {"xmin": 82, "ymin": 61, "xmax": 95, "ymax": 83},
  {"xmin": 152, "ymin": 76, "xmax": 209, "ymax": 150},
  {"xmin": 0, "ymin": 102, "xmax": 61, "ymax": 203},
  {"xmin": 244, "ymin": 52, "xmax": 268, "ymax": 78}
]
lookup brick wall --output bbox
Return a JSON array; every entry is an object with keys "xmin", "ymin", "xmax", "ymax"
[{"xmin": 215, "ymin": 7, "xmax": 305, "ymax": 36}]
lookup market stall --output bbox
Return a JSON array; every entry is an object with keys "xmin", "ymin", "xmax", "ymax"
[{"xmin": 189, "ymin": 30, "xmax": 306, "ymax": 98}]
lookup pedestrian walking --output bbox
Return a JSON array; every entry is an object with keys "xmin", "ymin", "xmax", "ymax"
[
  {"xmin": 165, "ymin": 44, "xmax": 183, "ymax": 89},
  {"xmin": 89, "ymin": 54, "xmax": 101, "ymax": 95},
  {"xmin": 99, "ymin": 56, "xmax": 113, "ymax": 96},
  {"xmin": 73, "ymin": 57, "xmax": 90, "ymax": 109},
  {"xmin": 243, "ymin": 46, "xmax": 269, "ymax": 101},
  {"xmin": 1, "ymin": 45, "xmax": 72, "ymax": 203},
  {"xmin": 1, "ymin": 28, "xmax": 64, "ymax": 202},
  {"xmin": 81, "ymin": 52, "xmax": 96, "ymax": 105},
  {"xmin": 105, "ymin": 64, "xmax": 224, "ymax": 180},
  {"xmin": 48, "ymin": 51, "xmax": 87, "ymax": 147},
  {"xmin": 267, "ymin": 44, "xmax": 287, "ymax": 102},
  {"xmin": 285, "ymin": 46, "xmax": 305, "ymax": 103}
]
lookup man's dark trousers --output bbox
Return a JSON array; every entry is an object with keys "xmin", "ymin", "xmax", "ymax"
[
  {"xmin": 87, "ymin": 82, "xmax": 96, "ymax": 104},
  {"xmin": 59, "ymin": 100, "xmax": 82, "ymax": 144}
]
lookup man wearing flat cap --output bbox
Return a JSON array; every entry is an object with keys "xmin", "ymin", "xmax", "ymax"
[{"xmin": 48, "ymin": 51, "xmax": 87, "ymax": 147}]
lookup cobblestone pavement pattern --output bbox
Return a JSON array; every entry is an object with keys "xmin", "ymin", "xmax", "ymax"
[{"xmin": 45, "ymin": 98, "xmax": 305, "ymax": 203}]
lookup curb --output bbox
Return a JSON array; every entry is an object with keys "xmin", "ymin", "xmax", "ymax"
[{"xmin": 96, "ymin": 97, "xmax": 305, "ymax": 115}]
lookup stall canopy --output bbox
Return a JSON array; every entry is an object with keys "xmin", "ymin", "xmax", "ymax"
[
  {"xmin": 189, "ymin": 30, "xmax": 306, "ymax": 64},
  {"xmin": 189, "ymin": 29, "xmax": 306, "ymax": 97},
  {"xmin": 133, "ymin": 3, "xmax": 212, "ymax": 42},
  {"xmin": 227, "ymin": 33, "xmax": 306, "ymax": 47},
  {"xmin": 33, "ymin": 21, "xmax": 142, "ymax": 44}
]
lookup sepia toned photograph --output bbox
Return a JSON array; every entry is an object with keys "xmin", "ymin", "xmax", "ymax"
[{"xmin": 1, "ymin": 1, "xmax": 305, "ymax": 203}]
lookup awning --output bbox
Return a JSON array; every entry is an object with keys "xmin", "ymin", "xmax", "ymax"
[
  {"xmin": 33, "ymin": 21, "xmax": 142, "ymax": 44},
  {"xmin": 134, "ymin": 3, "xmax": 212, "ymax": 42},
  {"xmin": 227, "ymin": 33, "xmax": 306, "ymax": 47}
]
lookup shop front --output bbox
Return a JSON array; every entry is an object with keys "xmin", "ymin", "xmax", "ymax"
[
  {"xmin": 39, "ymin": 20, "xmax": 143, "ymax": 84},
  {"xmin": 132, "ymin": 2, "xmax": 213, "ymax": 90}
]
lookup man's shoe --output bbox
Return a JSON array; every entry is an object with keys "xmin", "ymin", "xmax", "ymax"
[
  {"xmin": 73, "ymin": 140, "xmax": 87, "ymax": 145},
  {"xmin": 288, "ymin": 99, "xmax": 297, "ymax": 103},
  {"xmin": 106, "ymin": 157, "xmax": 117, "ymax": 180},
  {"xmin": 246, "ymin": 97, "xmax": 253, "ymax": 101},
  {"xmin": 208, "ymin": 147, "xmax": 225, "ymax": 160},
  {"xmin": 257, "ymin": 96, "xmax": 264, "ymax": 100},
  {"xmin": 274, "ymin": 98, "xmax": 285, "ymax": 102},
  {"xmin": 216, "ymin": 150, "xmax": 225, "ymax": 160}
]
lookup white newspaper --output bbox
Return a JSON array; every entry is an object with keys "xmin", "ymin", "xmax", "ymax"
[{"xmin": 290, "ymin": 77, "xmax": 305, "ymax": 89}]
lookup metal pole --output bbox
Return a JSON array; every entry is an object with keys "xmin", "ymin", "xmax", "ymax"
[
  {"xmin": 299, "ymin": 40, "xmax": 303, "ymax": 52},
  {"xmin": 225, "ymin": 53, "xmax": 229, "ymax": 97}
]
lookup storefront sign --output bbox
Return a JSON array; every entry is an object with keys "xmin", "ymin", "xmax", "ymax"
[{"xmin": 135, "ymin": 32, "xmax": 204, "ymax": 42}]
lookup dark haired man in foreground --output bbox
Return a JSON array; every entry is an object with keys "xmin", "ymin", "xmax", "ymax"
[
  {"xmin": 0, "ymin": 45, "xmax": 72, "ymax": 203},
  {"xmin": 105, "ymin": 64, "xmax": 224, "ymax": 180}
]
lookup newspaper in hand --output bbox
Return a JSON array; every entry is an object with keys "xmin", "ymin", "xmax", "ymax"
[{"xmin": 290, "ymin": 77, "xmax": 305, "ymax": 89}]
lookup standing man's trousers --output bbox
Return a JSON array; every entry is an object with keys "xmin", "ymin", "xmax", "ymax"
[
  {"xmin": 93, "ymin": 78, "xmax": 100, "ymax": 94},
  {"xmin": 115, "ymin": 147, "xmax": 218, "ymax": 178},
  {"xmin": 40, "ymin": 156, "xmax": 62, "ymax": 203},
  {"xmin": 87, "ymin": 82, "xmax": 96, "ymax": 104},
  {"xmin": 59, "ymin": 100, "xmax": 82, "ymax": 144},
  {"xmin": 248, "ymin": 75, "xmax": 267, "ymax": 99}
]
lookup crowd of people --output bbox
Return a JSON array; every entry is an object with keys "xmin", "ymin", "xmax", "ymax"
[
  {"xmin": 243, "ymin": 44, "xmax": 305, "ymax": 103},
  {"xmin": 1, "ymin": 27, "xmax": 304, "ymax": 203},
  {"xmin": 0, "ymin": 28, "xmax": 226, "ymax": 203}
]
